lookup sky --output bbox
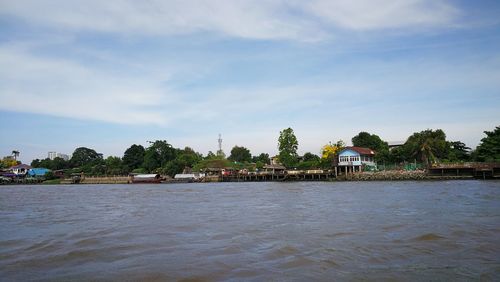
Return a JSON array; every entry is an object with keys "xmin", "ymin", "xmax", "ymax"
[{"xmin": 1, "ymin": 0, "xmax": 499, "ymax": 164}]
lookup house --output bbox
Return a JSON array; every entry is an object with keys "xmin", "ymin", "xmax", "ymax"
[
  {"xmin": 10, "ymin": 164, "xmax": 32, "ymax": 176},
  {"xmin": 263, "ymin": 164, "xmax": 286, "ymax": 174},
  {"xmin": 337, "ymin": 147, "xmax": 376, "ymax": 173}
]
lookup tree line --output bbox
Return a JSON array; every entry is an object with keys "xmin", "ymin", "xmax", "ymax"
[{"xmin": 28, "ymin": 125, "xmax": 499, "ymax": 176}]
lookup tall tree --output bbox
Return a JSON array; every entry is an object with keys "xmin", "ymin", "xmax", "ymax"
[
  {"xmin": 403, "ymin": 129, "xmax": 450, "ymax": 166},
  {"xmin": 474, "ymin": 126, "xmax": 500, "ymax": 162},
  {"xmin": 123, "ymin": 144, "xmax": 145, "ymax": 170},
  {"xmin": 70, "ymin": 147, "xmax": 101, "ymax": 167},
  {"xmin": 11, "ymin": 150, "xmax": 20, "ymax": 161},
  {"xmin": 228, "ymin": 146, "xmax": 252, "ymax": 163},
  {"xmin": 143, "ymin": 140, "xmax": 177, "ymax": 172},
  {"xmin": 448, "ymin": 141, "xmax": 471, "ymax": 162},
  {"xmin": 278, "ymin": 127, "xmax": 299, "ymax": 168},
  {"xmin": 105, "ymin": 156, "xmax": 124, "ymax": 175}
]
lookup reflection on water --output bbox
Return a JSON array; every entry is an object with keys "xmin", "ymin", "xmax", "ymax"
[{"xmin": 1, "ymin": 181, "xmax": 499, "ymax": 281}]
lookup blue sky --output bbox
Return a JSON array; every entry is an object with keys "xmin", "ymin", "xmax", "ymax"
[{"xmin": 1, "ymin": 0, "xmax": 499, "ymax": 163}]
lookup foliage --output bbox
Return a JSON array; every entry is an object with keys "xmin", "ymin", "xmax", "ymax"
[
  {"xmin": 402, "ymin": 129, "xmax": 450, "ymax": 166},
  {"xmin": 320, "ymin": 140, "xmax": 345, "ymax": 167},
  {"xmin": 1, "ymin": 156, "xmax": 20, "ymax": 168},
  {"xmin": 32, "ymin": 157, "xmax": 70, "ymax": 170},
  {"xmin": 447, "ymin": 141, "xmax": 471, "ymax": 162},
  {"xmin": 474, "ymin": 126, "xmax": 500, "ymax": 162},
  {"xmin": 303, "ymin": 152, "xmax": 320, "ymax": 162},
  {"xmin": 228, "ymin": 146, "xmax": 252, "ymax": 163},
  {"xmin": 142, "ymin": 140, "xmax": 177, "ymax": 172},
  {"xmin": 321, "ymin": 140, "xmax": 345, "ymax": 159},
  {"xmin": 105, "ymin": 156, "xmax": 125, "ymax": 175},
  {"xmin": 132, "ymin": 168, "xmax": 147, "ymax": 174},
  {"xmin": 162, "ymin": 147, "xmax": 203, "ymax": 176},
  {"xmin": 351, "ymin": 132, "xmax": 389, "ymax": 161},
  {"xmin": 252, "ymin": 153, "xmax": 270, "ymax": 164},
  {"xmin": 278, "ymin": 127, "xmax": 299, "ymax": 168},
  {"xmin": 193, "ymin": 158, "xmax": 233, "ymax": 171},
  {"xmin": 122, "ymin": 144, "xmax": 145, "ymax": 171},
  {"xmin": 70, "ymin": 147, "xmax": 102, "ymax": 167}
]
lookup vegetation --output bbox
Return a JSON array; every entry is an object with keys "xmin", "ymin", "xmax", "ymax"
[
  {"xmin": 278, "ymin": 127, "xmax": 299, "ymax": 168},
  {"xmin": 228, "ymin": 146, "xmax": 252, "ymax": 163},
  {"xmin": 352, "ymin": 132, "xmax": 389, "ymax": 161},
  {"xmin": 23, "ymin": 125, "xmax": 498, "ymax": 177},
  {"xmin": 474, "ymin": 126, "xmax": 500, "ymax": 162}
]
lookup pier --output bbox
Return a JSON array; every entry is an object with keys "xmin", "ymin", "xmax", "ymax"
[{"xmin": 427, "ymin": 163, "xmax": 500, "ymax": 179}]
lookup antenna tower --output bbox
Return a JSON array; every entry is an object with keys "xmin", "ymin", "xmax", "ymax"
[{"xmin": 218, "ymin": 133, "xmax": 223, "ymax": 152}]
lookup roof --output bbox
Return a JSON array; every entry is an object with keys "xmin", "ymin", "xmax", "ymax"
[
  {"xmin": 28, "ymin": 168, "xmax": 51, "ymax": 176},
  {"xmin": 341, "ymin": 146, "xmax": 376, "ymax": 155},
  {"xmin": 10, "ymin": 164, "xmax": 32, "ymax": 169}
]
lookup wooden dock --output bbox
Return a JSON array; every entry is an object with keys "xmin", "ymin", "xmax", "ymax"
[
  {"xmin": 221, "ymin": 170, "xmax": 335, "ymax": 182},
  {"xmin": 427, "ymin": 163, "xmax": 500, "ymax": 179}
]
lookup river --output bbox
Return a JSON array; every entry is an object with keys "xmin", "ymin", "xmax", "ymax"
[{"xmin": 1, "ymin": 181, "xmax": 499, "ymax": 281}]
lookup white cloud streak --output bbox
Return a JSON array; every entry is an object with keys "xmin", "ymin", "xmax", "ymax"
[{"xmin": 0, "ymin": 0, "xmax": 459, "ymax": 41}]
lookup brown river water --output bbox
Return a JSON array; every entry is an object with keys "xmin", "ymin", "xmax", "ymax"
[{"xmin": 1, "ymin": 181, "xmax": 499, "ymax": 281}]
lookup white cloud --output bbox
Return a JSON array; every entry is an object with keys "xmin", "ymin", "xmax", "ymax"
[
  {"xmin": 0, "ymin": 0, "xmax": 459, "ymax": 41},
  {"xmin": 0, "ymin": 47, "xmax": 171, "ymax": 125},
  {"xmin": 301, "ymin": 0, "xmax": 459, "ymax": 30}
]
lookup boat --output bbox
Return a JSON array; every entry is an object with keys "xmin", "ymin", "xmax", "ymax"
[{"xmin": 129, "ymin": 174, "xmax": 163, "ymax": 184}]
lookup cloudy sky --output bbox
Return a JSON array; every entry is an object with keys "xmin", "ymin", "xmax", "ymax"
[{"xmin": 1, "ymin": 0, "xmax": 499, "ymax": 163}]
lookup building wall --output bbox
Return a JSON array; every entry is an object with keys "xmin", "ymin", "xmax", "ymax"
[
  {"xmin": 338, "ymin": 149, "xmax": 362, "ymax": 166},
  {"xmin": 338, "ymin": 149, "xmax": 376, "ymax": 167}
]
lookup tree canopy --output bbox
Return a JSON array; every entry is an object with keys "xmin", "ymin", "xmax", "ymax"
[
  {"xmin": 474, "ymin": 126, "xmax": 500, "ymax": 162},
  {"xmin": 228, "ymin": 146, "xmax": 252, "ymax": 163},
  {"xmin": 402, "ymin": 129, "xmax": 449, "ymax": 166},
  {"xmin": 278, "ymin": 127, "xmax": 299, "ymax": 168},
  {"xmin": 70, "ymin": 147, "xmax": 101, "ymax": 167},
  {"xmin": 122, "ymin": 144, "xmax": 145, "ymax": 170}
]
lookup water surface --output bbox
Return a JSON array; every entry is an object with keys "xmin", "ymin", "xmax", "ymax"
[{"xmin": 1, "ymin": 181, "xmax": 499, "ymax": 281}]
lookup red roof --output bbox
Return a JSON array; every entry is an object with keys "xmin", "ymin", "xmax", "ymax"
[{"xmin": 344, "ymin": 146, "xmax": 375, "ymax": 155}]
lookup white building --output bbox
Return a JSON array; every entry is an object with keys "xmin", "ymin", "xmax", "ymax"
[{"xmin": 48, "ymin": 152, "xmax": 70, "ymax": 161}]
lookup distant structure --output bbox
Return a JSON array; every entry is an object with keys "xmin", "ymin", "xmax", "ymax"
[
  {"xmin": 216, "ymin": 133, "xmax": 225, "ymax": 157},
  {"xmin": 48, "ymin": 152, "xmax": 70, "ymax": 161}
]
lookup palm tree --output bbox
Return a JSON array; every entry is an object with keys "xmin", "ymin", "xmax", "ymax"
[{"xmin": 12, "ymin": 150, "xmax": 20, "ymax": 161}]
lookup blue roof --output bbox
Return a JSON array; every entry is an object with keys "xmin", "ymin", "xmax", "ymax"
[{"xmin": 28, "ymin": 168, "xmax": 50, "ymax": 176}]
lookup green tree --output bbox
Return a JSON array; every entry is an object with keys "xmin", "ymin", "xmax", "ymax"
[
  {"xmin": 70, "ymin": 147, "xmax": 101, "ymax": 167},
  {"xmin": 278, "ymin": 127, "xmax": 299, "ymax": 168},
  {"xmin": 475, "ymin": 126, "xmax": 500, "ymax": 162},
  {"xmin": 228, "ymin": 146, "xmax": 252, "ymax": 163},
  {"xmin": 402, "ymin": 129, "xmax": 450, "ymax": 166},
  {"xmin": 31, "ymin": 159, "xmax": 41, "ymax": 168},
  {"xmin": 252, "ymin": 153, "xmax": 270, "ymax": 164},
  {"xmin": 302, "ymin": 152, "xmax": 320, "ymax": 162},
  {"xmin": 352, "ymin": 131, "xmax": 389, "ymax": 161},
  {"xmin": 447, "ymin": 141, "xmax": 471, "ymax": 162},
  {"xmin": 142, "ymin": 140, "xmax": 177, "ymax": 172},
  {"xmin": 123, "ymin": 144, "xmax": 145, "ymax": 171},
  {"xmin": 163, "ymin": 147, "xmax": 203, "ymax": 176},
  {"xmin": 105, "ymin": 156, "xmax": 124, "ymax": 175}
]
